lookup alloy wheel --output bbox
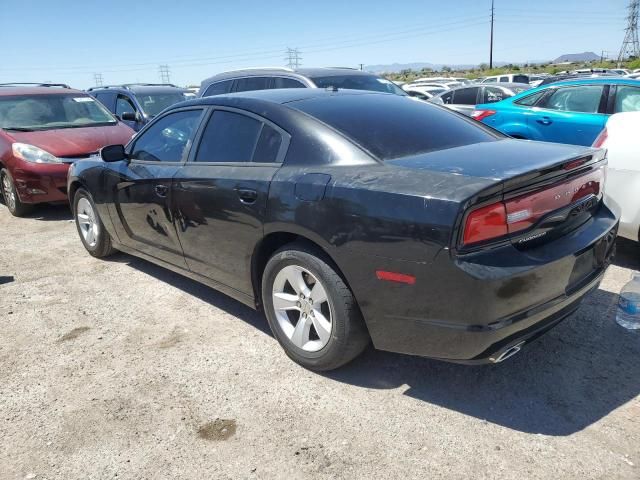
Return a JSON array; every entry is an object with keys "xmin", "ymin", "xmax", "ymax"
[
  {"xmin": 2, "ymin": 174, "xmax": 16, "ymax": 212},
  {"xmin": 271, "ymin": 265, "xmax": 333, "ymax": 352},
  {"xmin": 76, "ymin": 197, "xmax": 99, "ymax": 248}
]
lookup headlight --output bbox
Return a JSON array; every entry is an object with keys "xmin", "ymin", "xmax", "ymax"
[{"xmin": 12, "ymin": 143, "xmax": 61, "ymax": 164}]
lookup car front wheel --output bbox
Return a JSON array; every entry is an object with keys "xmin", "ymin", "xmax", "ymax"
[
  {"xmin": 262, "ymin": 244, "xmax": 369, "ymax": 371},
  {"xmin": 1, "ymin": 168, "xmax": 33, "ymax": 217},
  {"xmin": 73, "ymin": 188, "xmax": 116, "ymax": 258}
]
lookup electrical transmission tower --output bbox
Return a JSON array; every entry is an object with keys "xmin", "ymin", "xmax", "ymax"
[
  {"xmin": 618, "ymin": 0, "xmax": 640, "ymax": 64},
  {"xmin": 158, "ymin": 64, "xmax": 171, "ymax": 84},
  {"xmin": 93, "ymin": 73, "xmax": 103, "ymax": 87},
  {"xmin": 284, "ymin": 48, "xmax": 302, "ymax": 69}
]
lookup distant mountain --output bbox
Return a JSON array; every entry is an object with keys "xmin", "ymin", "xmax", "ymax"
[
  {"xmin": 365, "ymin": 61, "xmax": 512, "ymax": 74},
  {"xmin": 553, "ymin": 52, "xmax": 600, "ymax": 63}
]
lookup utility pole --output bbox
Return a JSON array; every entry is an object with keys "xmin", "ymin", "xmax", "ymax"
[
  {"xmin": 618, "ymin": 0, "xmax": 640, "ymax": 65},
  {"xmin": 489, "ymin": 0, "xmax": 495, "ymax": 69},
  {"xmin": 93, "ymin": 73, "xmax": 103, "ymax": 87},
  {"xmin": 158, "ymin": 64, "xmax": 171, "ymax": 84},
  {"xmin": 284, "ymin": 48, "xmax": 302, "ymax": 69},
  {"xmin": 359, "ymin": 63, "xmax": 364, "ymax": 71}
]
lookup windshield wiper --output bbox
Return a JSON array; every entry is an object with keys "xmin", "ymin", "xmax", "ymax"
[{"xmin": 3, "ymin": 127, "xmax": 36, "ymax": 132}]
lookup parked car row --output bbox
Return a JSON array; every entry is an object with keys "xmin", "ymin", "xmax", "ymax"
[{"xmin": 0, "ymin": 71, "xmax": 633, "ymax": 372}]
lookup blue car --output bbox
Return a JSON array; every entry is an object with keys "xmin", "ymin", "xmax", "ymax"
[{"xmin": 472, "ymin": 78, "xmax": 640, "ymax": 146}]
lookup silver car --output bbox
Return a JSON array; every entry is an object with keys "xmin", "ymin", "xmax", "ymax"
[{"xmin": 429, "ymin": 83, "xmax": 531, "ymax": 116}]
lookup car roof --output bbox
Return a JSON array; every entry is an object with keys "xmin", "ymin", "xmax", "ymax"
[
  {"xmin": 0, "ymin": 86, "xmax": 85, "ymax": 97},
  {"xmin": 180, "ymin": 87, "xmax": 386, "ymax": 108},
  {"xmin": 545, "ymin": 77, "xmax": 640, "ymax": 87},
  {"xmin": 200, "ymin": 67, "xmax": 377, "ymax": 84},
  {"xmin": 88, "ymin": 84, "xmax": 187, "ymax": 95}
]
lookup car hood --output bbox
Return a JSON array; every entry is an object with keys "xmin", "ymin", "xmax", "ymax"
[
  {"xmin": 387, "ymin": 139, "xmax": 597, "ymax": 182},
  {"xmin": 7, "ymin": 122, "xmax": 134, "ymax": 157}
]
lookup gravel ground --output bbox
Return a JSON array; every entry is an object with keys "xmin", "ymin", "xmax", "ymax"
[{"xmin": 1, "ymin": 203, "xmax": 639, "ymax": 480}]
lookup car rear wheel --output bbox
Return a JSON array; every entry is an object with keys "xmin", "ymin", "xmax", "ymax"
[
  {"xmin": 1, "ymin": 168, "xmax": 33, "ymax": 217},
  {"xmin": 262, "ymin": 244, "xmax": 369, "ymax": 371},
  {"xmin": 73, "ymin": 188, "xmax": 116, "ymax": 258}
]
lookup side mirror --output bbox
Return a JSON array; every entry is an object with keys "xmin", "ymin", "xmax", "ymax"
[
  {"xmin": 100, "ymin": 144, "xmax": 127, "ymax": 162},
  {"xmin": 121, "ymin": 111, "xmax": 139, "ymax": 122}
]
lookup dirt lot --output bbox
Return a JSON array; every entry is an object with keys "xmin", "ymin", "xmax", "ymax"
[{"xmin": 1, "ymin": 203, "xmax": 639, "ymax": 480}]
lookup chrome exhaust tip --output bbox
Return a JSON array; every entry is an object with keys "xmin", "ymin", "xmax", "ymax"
[{"xmin": 490, "ymin": 341, "xmax": 525, "ymax": 363}]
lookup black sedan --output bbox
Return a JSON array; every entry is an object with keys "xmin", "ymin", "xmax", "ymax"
[{"xmin": 67, "ymin": 89, "xmax": 618, "ymax": 371}]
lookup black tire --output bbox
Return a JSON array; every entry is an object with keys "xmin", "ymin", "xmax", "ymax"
[
  {"xmin": 73, "ymin": 188, "xmax": 116, "ymax": 258},
  {"xmin": 262, "ymin": 243, "xmax": 370, "ymax": 371},
  {"xmin": 1, "ymin": 168, "xmax": 33, "ymax": 217}
]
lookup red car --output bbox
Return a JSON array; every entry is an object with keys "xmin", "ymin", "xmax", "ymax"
[{"xmin": 0, "ymin": 84, "xmax": 134, "ymax": 216}]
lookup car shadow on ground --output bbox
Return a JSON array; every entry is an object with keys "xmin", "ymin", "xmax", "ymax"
[
  {"xmin": 107, "ymin": 252, "xmax": 270, "ymax": 335},
  {"xmin": 0, "ymin": 201, "xmax": 72, "ymax": 221},
  {"xmin": 114, "ymin": 240, "xmax": 639, "ymax": 437}
]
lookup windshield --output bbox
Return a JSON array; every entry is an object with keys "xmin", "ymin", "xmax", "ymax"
[
  {"xmin": 309, "ymin": 75, "xmax": 407, "ymax": 96},
  {"xmin": 0, "ymin": 93, "xmax": 116, "ymax": 130},
  {"xmin": 136, "ymin": 93, "xmax": 187, "ymax": 117}
]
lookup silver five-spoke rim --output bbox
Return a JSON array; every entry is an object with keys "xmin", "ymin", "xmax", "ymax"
[
  {"xmin": 76, "ymin": 197, "xmax": 99, "ymax": 248},
  {"xmin": 272, "ymin": 265, "xmax": 333, "ymax": 352},
  {"xmin": 2, "ymin": 174, "xmax": 16, "ymax": 211}
]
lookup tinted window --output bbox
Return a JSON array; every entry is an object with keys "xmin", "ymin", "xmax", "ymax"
[
  {"xmin": 294, "ymin": 94, "xmax": 500, "ymax": 160},
  {"xmin": 94, "ymin": 93, "xmax": 113, "ymax": 110},
  {"xmin": 309, "ymin": 75, "xmax": 406, "ymax": 95},
  {"xmin": 514, "ymin": 90, "xmax": 546, "ymax": 106},
  {"xmin": 116, "ymin": 95, "xmax": 136, "ymax": 116},
  {"xmin": 542, "ymin": 85, "xmax": 603, "ymax": 113},
  {"xmin": 452, "ymin": 87, "xmax": 478, "ymax": 105},
  {"xmin": 614, "ymin": 85, "xmax": 640, "ymax": 112},
  {"xmin": 195, "ymin": 110, "xmax": 281, "ymax": 163},
  {"xmin": 273, "ymin": 77, "xmax": 306, "ymax": 89},
  {"xmin": 499, "ymin": 76, "xmax": 509, "ymax": 82},
  {"xmin": 512, "ymin": 75, "xmax": 530, "ymax": 84},
  {"xmin": 254, "ymin": 124, "xmax": 282, "ymax": 163},
  {"xmin": 202, "ymin": 80, "xmax": 233, "ymax": 97},
  {"xmin": 482, "ymin": 86, "xmax": 509, "ymax": 103},
  {"xmin": 234, "ymin": 77, "xmax": 271, "ymax": 93},
  {"xmin": 131, "ymin": 110, "xmax": 201, "ymax": 162},
  {"xmin": 440, "ymin": 91, "xmax": 454, "ymax": 104}
]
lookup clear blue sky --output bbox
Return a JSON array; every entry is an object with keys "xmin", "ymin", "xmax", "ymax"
[{"xmin": 0, "ymin": 0, "xmax": 629, "ymax": 88}]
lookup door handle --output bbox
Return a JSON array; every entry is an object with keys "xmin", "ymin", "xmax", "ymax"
[
  {"xmin": 154, "ymin": 184, "xmax": 168, "ymax": 198},
  {"xmin": 235, "ymin": 187, "xmax": 258, "ymax": 204},
  {"xmin": 536, "ymin": 117, "xmax": 553, "ymax": 125}
]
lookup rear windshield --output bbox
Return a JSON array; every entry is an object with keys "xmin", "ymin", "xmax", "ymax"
[
  {"xmin": 308, "ymin": 75, "xmax": 407, "ymax": 96},
  {"xmin": 0, "ymin": 94, "xmax": 116, "ymax": 131},
  {"xmin": 293, "ymin": 94, "xmax": 501, "ymax": 160}
]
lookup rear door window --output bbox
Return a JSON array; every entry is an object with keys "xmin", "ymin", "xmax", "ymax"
[
  {"xmin": 440, "ymin": 91, "xmax": 454, "ymax": 104},
  {"xmin": 273, "ymin": 77, "xmax": 306, "ymax": 89},
  {"xmin": 541, "ymin": 85, "xmax": 604, "ymax": 113},
  {"xmin": 499, "ymin": 76, "xmax": 509, "ymax": 82},
  {"xmin": 195, "ymin": 110, "xmax": 282, "ymax": 163},
  {"xmin": 452, "ymin": 87, "xmax": 479, "ymax": 105},
  {"xmin": 234, "ymin": 77, "xmax": 271, "ymax": 93},
  {"xmin": 482, "ymin": 86, "xmax": 508, "ymax": 103},
  {"xmin": 614, "ymin": 85, "xmax": 640, "ymax": 112},
  {"xmin": 202, "ymin": 80, "xmax": 233, "ymax": 97}
]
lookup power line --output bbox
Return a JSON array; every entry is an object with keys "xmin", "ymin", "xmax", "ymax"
[
  {"xmin": 158, "ymin": 64, "xmax": 171, "ymax": 83},
  {"xmin": 618, "ymin": 0, "xmax": 640, "ymax": 64}
]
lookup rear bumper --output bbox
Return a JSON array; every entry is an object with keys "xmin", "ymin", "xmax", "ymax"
[
  {"xmin": 12, "ymin": 162, "xmax": 70, "ymax": 204},
  {"xmin": 342, "ymin": 204, "xmax": 618, "ymax": 362}
]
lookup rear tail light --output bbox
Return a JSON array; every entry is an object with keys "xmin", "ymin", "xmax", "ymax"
[
  {"xmin": 471, "ymin": 109, "xmax": 496, "ymax": 121},
  {"xmin": 592, "ymin": 128, "xmax": 608, "ymax": 147},
  {"xmin": 461, "ymin": 168, "xmax": 604, "ymax": 247}
]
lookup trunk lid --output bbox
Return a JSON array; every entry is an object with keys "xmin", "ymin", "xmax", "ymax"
[{"xmin": 387, "ymin": 139, "xmax": 607, "ymax": 250}]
